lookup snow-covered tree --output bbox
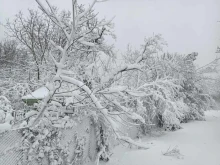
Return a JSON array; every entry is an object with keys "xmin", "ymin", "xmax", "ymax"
[
  {"xmin": 24, "ymin": 2, "xmax": 150, "ymax": 164},
  {"xmin": 121, "ymin": 37, "xmax": 185, "ymax": 130},
  {"xmin": 0, "ymin": 39, "xmax": 33, "ymax": 111},
  {"xmin": 121, "ymin": 40, "xmax": 212, "ymax": 131},
  {"xmin": 5, "ymin": 10, "xmax": 53, "ymax": 80}
]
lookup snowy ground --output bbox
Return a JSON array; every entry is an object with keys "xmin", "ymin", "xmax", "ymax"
[{"xmin": 104, "ymin": 110, "xmax": 220, "ymax": 165}]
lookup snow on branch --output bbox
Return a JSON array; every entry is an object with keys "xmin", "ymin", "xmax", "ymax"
[
  {"xmin": 31, "ymin": 0, "xmax": 151, "ymax": 151},
  {"xmin": 78, "ymin": 39, "xmax": 96, "ymax": 47},
  {"xmin": 118, "ymin": 135, "xmax": 149, "ymax": 149},
  {"xmin": 98, "ymin": 86, "xmax": 127, "ymax": 95},
  {"xmin": 56, "ymin": 75, "xmax": 148, "ymax": 148},
  {"xmin": 76, "ymin": 0, "xmax": 97, "ymax": 20},
  {"xmin": 98, "ymin": 16, "xmax": 116, "ymax": 27},
  {"xmin": 103, "ymin": 63, "xmax": 143, "ymax": 83},
  {"xmin": 35, "ymin": 0, "xmax": 71, "ymax": 40},
  {"xmin": 111, "ymin": 100, "xmax": 145, "ymax": 123}
]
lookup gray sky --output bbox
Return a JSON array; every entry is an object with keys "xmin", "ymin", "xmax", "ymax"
[{"xmin": 0, "ymin": 0, "xmax": 220, "ymax": 66}]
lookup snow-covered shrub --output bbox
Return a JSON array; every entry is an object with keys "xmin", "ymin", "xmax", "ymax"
[
  {"xmin": 20, "ymin": 121, "xmax": 66, "ymax": 164},
  {"xmin": 121, "ymin": 35, "xmax": 184, "ymax": 131},
  {"xmin": 0, "ymin": 96, "xmax": 15, "ymax": 132},
  {"xmin": 155, "ymin": 53, "xmax": 210, "ymax": 125},
  {"xmin": 169, "ymin": 100, "xmax": 189, "ymax": 123},
  {"xmin": 0, "ymin": 83, "xmax": 32, "ymax": 111},
  {"xmin": 19, "ymin": 117, "xmax": 86, "ymax": 165},
  {"xmin": 122, "ymin": 47, "xmax": 210, "ymax": 132},
  {"xmin": 153, "ymin": 100, "xmax": 188, "ymax": 131},
  {"xmin": 182, "ymin": 82, "xmax": 210, "ymax": 121},
  {"xmin": 0, "ymin": 96, "xmax": 13, "ymax": 113},
  {"xmin": 160, "ymin": 110, "xmax": 181, "ymax": 131}
]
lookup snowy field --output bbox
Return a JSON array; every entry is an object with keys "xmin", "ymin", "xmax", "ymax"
[{"xmin": 103, "ymin": 110, "xmax": 220, "ymax": 165}]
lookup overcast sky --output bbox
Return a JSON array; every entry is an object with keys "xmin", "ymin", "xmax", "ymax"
[{"xmin": 0, "ymin": 0, "xmax": 220, "ymax": 66}]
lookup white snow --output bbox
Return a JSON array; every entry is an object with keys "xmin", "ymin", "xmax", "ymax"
[
  {"xmin": 4, "ymin": 113, "xmax": 14, "ymax": 123},
  {"xmin": 0, "ymin": 96, "xmax": 10, "ymax": 103},
  {"xmin": 203, "ymin": 72, "xmax": 219, "ymax": 80},
  {"xmin": 22, "ymin": 86, "xmax": 49, "ymax": 100},
  {"xmin": 103, "ymin": 110, "xmax": 220, "ymax": 165},
  {"xmin": 0, "ymin": 110, "xmax": 5, "ymax": 121},
  {"xmin": 25, "ymin": 110, "xmax": 38, "ymax": 118},
  {"xmin": 19, "ymin": 121, "xmax": 27, "ymax": 128},
  {"xmin": 79, "ymin": 40, "xmax": 96, "ymax": 47},
  {"xmin": 0, "ymin": 122, "xmax": 12, "ymax": 133}
]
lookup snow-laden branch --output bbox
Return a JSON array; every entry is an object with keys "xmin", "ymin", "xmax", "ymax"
[
  {"xmin": 49, "ymin": 40, "xmax": 64, "ymax": 52},
  {"xmin": 78, "ymin": 39, "xmax": 96, "ymax": 47},
  {"xmin": 98, "ymin": 86, "xmax": 127, "ymax": 95},
  {"xmin": 126, "ymin": 90, "xmax": 146, "ymax": 97},
  {"xmin": 49, "ymin": 51, "xmax": 66, "ymax": 69},
  {"xmin": 119, "ymin": 136, "xmax": 149, "ymax": 149},
  {"xmin": 35, "ymin": 0, "xmax": 71, "ymax": 40},
  {"xmin": 56, "ymin": 75, "xmax": 148, "ymax": 148},
  {"xmin": 0, "ymin": 96, "xmax": 10, "ymax": 103},
  {"xmin": 98, "ymin": 16, "xmax": 116, "ymax": 27},
  {"xmin": 76, "ymin": 0, "xmax": 97, "ymax": 21},
  {"xmin": 111, "ymin": 100, "xmax": 145, "ymax": 123},
  {"xmin": 137, "ymin": 76, "xmax": 180, "ymax": 91},
  {"xmin": 60, "ymin": 70, "xmax": 76, "ymax": 75},
  {"xmin": 103, "ymin": 63, "xmax": 143, "ymax": 83}
]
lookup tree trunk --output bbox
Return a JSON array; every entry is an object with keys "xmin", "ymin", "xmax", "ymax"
[{"xmin": 37, "ymin": 67, "xmax": 40, "ymax": 80}]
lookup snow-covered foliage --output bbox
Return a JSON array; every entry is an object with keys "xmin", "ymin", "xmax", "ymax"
[
  {"xmin": 0, "ymin": 96, "xmax": 14, "ymax": 132},
  {"xmin": 0, "ymin": 96, "xmax": 12, "ymax": 112},
  {"xmin": 0, "ymin": 0, "xmax": 214, "ymax": 164},
  {"xmin": 19, "ymin": 118, "xmax": 81, "ymax": 165},
  {"xmin": 196, "ymin": 58, "xmax": 220, "ymax": 108},
  {"xmin": 5, "ymin": 1, "xmax": 209, "ymax": 163},
  {"xmin": 26, "ymin": 0, "xmax": 149, "ymax": 155},
  {"xmin": 122, "ymin": 45, "xmax": 211, "ymax": 131},
  {"xmin": 0, "ymin": 81, "xmax": 33, "ymax": 112}
]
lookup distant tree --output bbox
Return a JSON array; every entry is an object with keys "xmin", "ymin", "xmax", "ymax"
[
  {"xmin": 0, "ymin": 39, "xmax": 18, "ymax": 67},
  {"xmin": 5, "ymin": 10, "xmax": 53, "ymax": 80}
]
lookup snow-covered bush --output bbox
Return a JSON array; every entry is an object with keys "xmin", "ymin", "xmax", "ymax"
[
  {"xmin": 160, "ymin": 110, "xmax": 182, "ymax": 131},
  {"xmin": 121, "ymin": 42, "xmax": 184, "ymax": 131},
  {"xmin": 122, "ymin": 44, "xmax": 211, "ymax": 131},
  {"xmin": 20, "ymin": 119, "xmax": 71, "ymax": 164},
  {"xmin": 0, "ymin": 96, "xmax": 13, "ymax": 113},
  {"xmin": 0, "ymin": 82, "xmax": 33, "ymax": 111},
  {"xmin": 0, "ymin": 96, "xmax": 14, "ymax": 132},
  {"xmin": 157, "ymin": 53, "xmax": 211, "ymax": 127}
]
